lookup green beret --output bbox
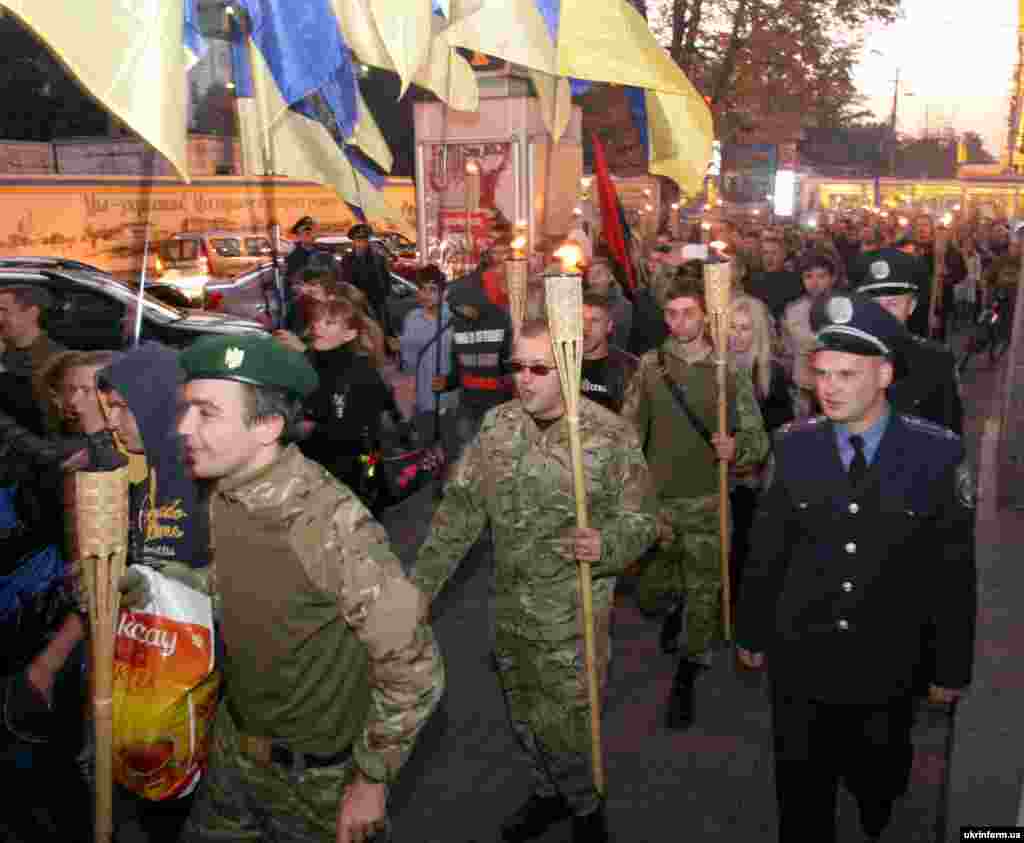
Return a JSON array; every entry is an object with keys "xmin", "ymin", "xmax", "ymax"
[{"xmin": 180, "ymin": 335, "xmax": 318, "ymax": 398}]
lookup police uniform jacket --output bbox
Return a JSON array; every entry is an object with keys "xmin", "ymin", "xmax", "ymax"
[
  {"xmin": 888, "ymin": 335, "xmax": 963, "ymax": 434},
  {"xmin": 736, "ymin": 412, "xmax": 975, "ymax": 704}
]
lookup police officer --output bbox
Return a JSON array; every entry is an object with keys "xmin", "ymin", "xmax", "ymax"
[
  {"xmin": 281, "ymin": 216, "xmax": 320, "ymax": 333},
  {"xmin": 855, "ymin": 257, "xmax": 963, "ymax": 434},
  {"xmin": 285, "ymin": 215, "xmax": 318, "ymax": 279},
  {"xmin": 849, "ymin": 242, "xmax": 933, "ymax": 338},
  {"xmin": 176, "ymin": 334, "xmax": 443, "ymax": 843},
  {"xmin": 737, "ymin": 293, "xmax": 976, "ymax": 843},
  {"xmin": 415, "ymin": 319, "xmax": 656, "ymax": 843},
  {"xmin": 341, "ymin": 223, "xmax": 397, "ymax": 347}
]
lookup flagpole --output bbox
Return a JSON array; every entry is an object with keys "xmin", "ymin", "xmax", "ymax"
[
  {"xmin": 133, "ymin": 225, "xmax": 150, "ymax": 347},
  {"xmin": 230, "ymin": 5, "xmax": 285, "ymax": 327}
]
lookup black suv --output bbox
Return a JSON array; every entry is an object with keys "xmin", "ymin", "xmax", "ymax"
[{"xmin": 0, "ymin": 258, "xmax": 267, "ymax": 350}]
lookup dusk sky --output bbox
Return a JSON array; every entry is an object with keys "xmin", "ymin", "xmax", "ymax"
[{"xmin": 854, "ymin": 0, "xmax": 1018, "ymax": 157}]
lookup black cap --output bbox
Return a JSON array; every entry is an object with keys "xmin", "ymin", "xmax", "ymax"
[
  {"xmin": 348, "ymin": 223, "xmax": 373, "ymax": 240},
  {"xmin": 855, "ymin": 254, "xmax": 919, "ymax": 298},
  {"xmin": 810, "ymin": 293, "xmax": 908, "ymax": 366},
  {"xmin": 291, "ymin": 215, "xmax": 316, "ymax": 234}
]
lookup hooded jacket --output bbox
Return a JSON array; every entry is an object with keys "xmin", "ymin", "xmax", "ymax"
[
  {"xmin": 442, "ymin": 272, "xmax": 515, "ymax": 415},
  {"xmin": 100, "ymin": 343, "xmax": 208, "ymax": 570}
]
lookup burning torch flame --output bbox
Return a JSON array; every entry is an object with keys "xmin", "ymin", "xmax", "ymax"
[
  {"xmin": 511, "ymin": 236, "xmax": 527, "ymax": 259},
  {"xmin": 553, "ymin": 243, "xmax": 584, "ymax": 274}
]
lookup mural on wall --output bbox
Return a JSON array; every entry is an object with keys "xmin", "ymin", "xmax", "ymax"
[{"xmin": 0, "ymin": 178, "xmax": 416, "ymax": 275}]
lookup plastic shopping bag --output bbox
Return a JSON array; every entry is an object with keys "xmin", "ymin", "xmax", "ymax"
[{"xmin": 112, "ymin": 566, "xmax": 219, "ymax": 800}]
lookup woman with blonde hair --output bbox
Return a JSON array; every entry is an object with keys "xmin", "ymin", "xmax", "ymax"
[
  {"xmin": 729, "ymin": 293, "xmax": 793, "ymax": 605},
  {"xmin": 730, "ymin": 295, "xmax": 793, "ymax": 430}
]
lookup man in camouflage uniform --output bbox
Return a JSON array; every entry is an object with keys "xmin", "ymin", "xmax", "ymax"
[
  {"xmin": 622, "ymin": 269, "xmax": 768, "ymax": 729},
  {"xmin": 414, "ymin": 320, "xmax": 656, "ymax": 843},
  {"xmin": 175, "ymin": 334, "xmax": 443, "ymax": 843}
]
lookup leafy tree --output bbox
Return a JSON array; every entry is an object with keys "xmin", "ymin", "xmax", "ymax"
[
  {"xmin": 649, "ymin": 0, "xmax": 902, "ymax": 143},
  {"xmin": 0, "ymin": 13, "xmax": 108, "ymax": 140}
]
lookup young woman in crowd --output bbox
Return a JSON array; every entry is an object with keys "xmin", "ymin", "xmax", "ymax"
[
  {"xmin": 728, "ymin": 293, "xmax": 794, "ymax": 607},
  {"xmin": 300, "ymin": 292, "xmax": 401, "ymax": 500}
]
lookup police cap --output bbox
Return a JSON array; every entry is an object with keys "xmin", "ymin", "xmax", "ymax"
[
  {"xmin": 348, "ymin": 223, "xmax": 373, "ymax": 240},
  {"xmin": 810, "ymin": 293, "xmax": 908, "ymax": 363},
  {"xmin": 291, "ymin": 215, "xmax": 316, "ymax": 234},
  {"xmin": 179, "ymin": 334, "xmax": 318, "ymax": 398},
  {"xmin": 855, "ymin": 252, "xmax": 919, "ymax": 298}
]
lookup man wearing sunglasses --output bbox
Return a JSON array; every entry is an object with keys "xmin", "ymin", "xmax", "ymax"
[{"xmin": 415, "ymin": 320, "xmax": 657, "ymax": 843}]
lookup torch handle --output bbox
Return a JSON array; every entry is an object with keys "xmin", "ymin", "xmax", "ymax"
[
  {"xmin": 715, "ymin": 358, "xmax": 732, "ymax": 641},
  {"xmin": 566, "ymin": 414, "xmax": 605, "ymax": 796}
]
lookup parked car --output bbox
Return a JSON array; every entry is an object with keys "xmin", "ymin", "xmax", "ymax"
[
  {"xmin": 155, "ymin": 230, "xmax": 290, "ymax": 279},
  {"xmin": 0, "ymin": 257, "xmax": 266, "ymax": 349},
  {"xmin": 206, "ymin": 260, "xmax": 421, "ymax": 332}
]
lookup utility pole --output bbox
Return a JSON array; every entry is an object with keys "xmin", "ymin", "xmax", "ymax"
[{"xmin": 888, "ymin": 68, "xmax": 900, "ymax": 176}]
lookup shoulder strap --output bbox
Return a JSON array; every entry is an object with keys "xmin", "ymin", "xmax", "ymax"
[{"xmin": 657, "ymin": 351, "xmax": 714, "ymax": 449}]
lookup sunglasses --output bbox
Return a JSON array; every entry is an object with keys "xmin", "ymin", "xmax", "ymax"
[{"xmin": 507, "ymin": 361, "xmax": 557, "ymax": 376}]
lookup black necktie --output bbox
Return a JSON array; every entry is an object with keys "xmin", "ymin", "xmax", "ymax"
[{"xmin": 848, "ymin": 434, "xmax": 867, "ymax": 488}]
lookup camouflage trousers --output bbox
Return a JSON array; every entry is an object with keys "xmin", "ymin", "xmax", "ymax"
[
  {"xmin": 184, "ymin": 703, "xmax": 383, "ymax": 843},
  {"xmin": 493, "ymin": 607, "xmax": 611, "ymax": 816},
  {"xmin": 637, "ymin": 494, "xmax": 723, "ymax": 658}
]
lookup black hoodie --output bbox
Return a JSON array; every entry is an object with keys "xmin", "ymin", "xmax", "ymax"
[
  {"xmin": 443, "ymin": 272, "xmax": 514, "ymax": 415},
  {"xmin": 100, "ymin": 343, "xmax": 208, "ymax": 570}
]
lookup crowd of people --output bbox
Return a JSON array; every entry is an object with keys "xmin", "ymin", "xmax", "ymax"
[{"xmin": 0, "ymin": 205, "xmax": 987, "ymax": 843}]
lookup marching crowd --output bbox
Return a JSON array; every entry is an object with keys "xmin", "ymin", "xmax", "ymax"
[{"xmin": 0, "ymin": 207, "xmax": 988, "ymax": 843}]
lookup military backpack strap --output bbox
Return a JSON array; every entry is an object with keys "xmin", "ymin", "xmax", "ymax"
[{"xmin": 656, "ymin": 350, "xmax": 714, "ymax": 450}]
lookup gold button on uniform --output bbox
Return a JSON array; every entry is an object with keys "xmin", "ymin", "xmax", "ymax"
[
  {"xmin": 848, "ymin": 503, "xmax": 859, "ymax": 514},
  {"xmin": 842, "ymin": 581, "xmax": 853, "ymax": 592},
  {"xmin": 837, "ymin": 619, "xmax": 850, "ymax": 631},
  {"xmin": 845, "ymin": 542, "xmax": 857, "ymax": 554}
]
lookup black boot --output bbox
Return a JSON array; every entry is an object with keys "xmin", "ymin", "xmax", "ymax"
[
  {"xmin": 658, "ymin": 604, "xmax": 683, "ymax": 654},
  {"xmin": 665, "ymin": 659, "xmax": 701, "ymax": 730},
  {"xmin": 572, "ymin": 805, "xmax": 609, "ymax": 843},
  {"xmin": 859, "ymin": 798, "xmax": 894, "ymax": 840},
  {"xmin": 500, "ymin": 794, "xmax": 573, "ymax": 842}
]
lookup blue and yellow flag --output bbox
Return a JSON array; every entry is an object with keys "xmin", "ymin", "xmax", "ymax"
[
  {"xmin": 231, "ymin": 25, "xmax": 394, "ymax": 220},
  {"xmin": 441, "ymin": 0, "xmax": 713, "ymax": 193}
]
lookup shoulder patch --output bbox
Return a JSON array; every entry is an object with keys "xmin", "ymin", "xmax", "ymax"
[
  {"xmin": 899, "ymin": 414, "xmax": 960, "ymax": 440},
  {"xmin": 776, "ymin": 415, "xmax": 825, "ymax": 437}
]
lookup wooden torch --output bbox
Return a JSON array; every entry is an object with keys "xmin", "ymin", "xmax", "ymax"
[
  {"xmin": 544, "ymin": 249, "xmax": 605, "ymax": 796},
  {"xmin": 506, "ymin": 234, "xmax": 529, "ymax": 335},
  {"xmin": 930, "ymin": 227, "xmax": 949, "ymax": 341},
  {"xmin": 703, "ymin": 257, "xmax": 734, "ymax": 641},
  {"xmin": 64, "ymin": 465, "xmax": 131, "ymax": 843}
]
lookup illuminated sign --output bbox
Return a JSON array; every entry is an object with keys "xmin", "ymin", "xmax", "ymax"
[{"xmin": 773, "ymin": 170, "xmax": 796, "ymax": 217}]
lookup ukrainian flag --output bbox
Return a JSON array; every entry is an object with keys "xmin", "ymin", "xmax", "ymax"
[
  {"xmin": 332, "ymin": 0, "xmax": 478, "ymax": 111},
  {"xmin": 230, "ymin": 8, "xmax": 393, "ymax": 219},
  {"xmin": 441, "ymin": 0, "xmax": 713, "ymax": 193}
]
